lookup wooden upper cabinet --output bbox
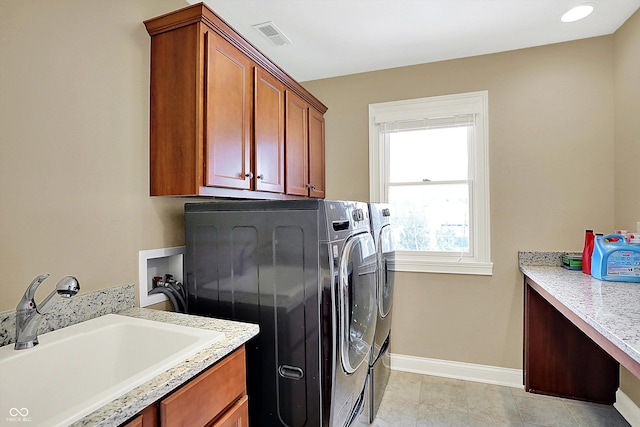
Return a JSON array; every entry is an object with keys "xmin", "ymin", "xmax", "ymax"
[
  {"xmin": 308, "ymin": 108, "xmax": 326, "ymax": 198},
  {"xmin": 285, "ymin": 91, "xmax": 325, "ymax": 198},
  {"xmin": 205, "ymin": 31, "xmax": 253, "ymax": 190},
  {"xmin": 285, "ymin": 91, "xmax": 309, "ymax": 196},
  {"xmin": 144, "ymin": 3, "xmax": 327, "ymax": 198},
  {"xmin": 147, "ymin": 23, "xmax": 201, "ymax": 196},
  {"xmin": 254, "ymin": 68, "xmax": 285, "ymax": 193}
]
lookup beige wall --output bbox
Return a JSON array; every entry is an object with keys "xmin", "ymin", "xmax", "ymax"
[
  {"xmin": 614, "ymin": 9, "xmax": 640, "ymax": 405},
  {"xmin": 2, "ymin": 0, "xmax": 638, "ymax": 401},
  {"xmin": 303, "ymin": 36, "xmax": 616, "ymax": 369},
  {"xmin": 0, "ymin": 0, "xmax": 189, "ymax": 312},
  {"xmin": 615, "ymin": 10, "xmax": 640, "ymax": 236}
]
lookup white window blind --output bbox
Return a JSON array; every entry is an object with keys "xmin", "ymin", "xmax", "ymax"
[{"xmin": 378, "ymin": 114, "xmax": 476, "ymax": 133}]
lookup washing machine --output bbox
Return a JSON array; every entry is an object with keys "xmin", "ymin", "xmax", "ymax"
[
  {"xmin": 367, "ymin": 203, "xmax": 396, "ymax": 422},
  {"xmin": 184, "ymin": 199, "xmax": 377, "ymax": 427}
]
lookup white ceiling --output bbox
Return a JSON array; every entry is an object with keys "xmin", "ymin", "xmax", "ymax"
[{"xmin": 195, "ymin": 0, "xmax": 640, "ymax": 82}]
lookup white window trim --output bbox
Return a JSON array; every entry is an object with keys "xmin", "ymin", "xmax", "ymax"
[{"xmin": 369, "ymin": 91, "xmax": 493, "ymax": 275}]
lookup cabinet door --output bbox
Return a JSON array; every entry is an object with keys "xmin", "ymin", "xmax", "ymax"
[
  {"xmin": 308, "ymin": 108, "xmax": 325, "ymax": 198},
  {"xmin": 254, "ymin": 68, "xmax": 285, "ymax": 193},
  {"xmin": 285, "ymin": 91, "xmax": 309, "ymax": 196},
  {"xmin": 205, "ymin": 30, "xmax": 253, "ymax": 190}
]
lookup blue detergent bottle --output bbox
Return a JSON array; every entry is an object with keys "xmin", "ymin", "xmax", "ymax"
[{"xmin": 591, "ymin": 234, "xmax": 640, "ymax": 282}]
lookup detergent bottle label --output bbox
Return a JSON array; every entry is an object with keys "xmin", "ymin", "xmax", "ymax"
[{"xmin": 607, "ymin": 250, "xmax": 640, "ymax": 277}]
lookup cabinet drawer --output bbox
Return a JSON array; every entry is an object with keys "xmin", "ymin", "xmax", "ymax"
[
  {"xmin": 160, "ymin": 346, "xmax": 246, "ymax": 427},
  {"xmin": 208, "ymin": 395, "xmax": 248, "ymax": 427}
]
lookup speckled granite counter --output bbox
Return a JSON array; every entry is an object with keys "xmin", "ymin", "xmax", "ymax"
[
  {"xmin": 70, "ymin": 308, "xmax": 259, "ymax": 427},
  {"xmin": 519, "ymin": 251, "xmax": 640, "ymax": 374}
]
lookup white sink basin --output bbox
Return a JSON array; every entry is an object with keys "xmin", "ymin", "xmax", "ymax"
[{"xmin": 0, "ymin": 314, "xmax": 225, "ymax": 426}]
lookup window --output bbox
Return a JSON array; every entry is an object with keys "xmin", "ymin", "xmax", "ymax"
[{"xmin": 369, "ymin": 91, "xmax": 492, "ymax": 275}]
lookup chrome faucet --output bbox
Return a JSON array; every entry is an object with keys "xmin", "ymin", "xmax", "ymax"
[{"xmin": 15, "ymin": 273, "xmax": 80, "ymax": 350}]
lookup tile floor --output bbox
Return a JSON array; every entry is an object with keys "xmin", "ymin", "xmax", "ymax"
[{"xmin": 372, "ymin": 371, "xmax": 631, "ymax": 427}]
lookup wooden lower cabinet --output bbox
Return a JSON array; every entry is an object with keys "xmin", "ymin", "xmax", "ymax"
[
  {"xmin": 121, "ymin": 405, "xmax": 158, "ymax": 427},
  {"xmin": 121, "ymin": 346, "xmax": 248, "ymax": 427},
  {"xmin": 524, "ymin": 279, "xmax": 618, "ymax": 404},
  {"xmin": 209, "ymin": 395, "xmax": 248, "ymax": 427}
]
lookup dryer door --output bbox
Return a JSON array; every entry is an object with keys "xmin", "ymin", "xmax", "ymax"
[
  {"xmin": 378, "ymin": 224, "xmax": 395, "ymax": 318},
  {"xmin": 339, "ymin": 231, "xmax": 377, "ymax": 374}
]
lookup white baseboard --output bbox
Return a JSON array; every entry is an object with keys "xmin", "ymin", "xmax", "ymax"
[
  {"xmin": 615, "ymin": 389, "xmax": 640, "ymax": 427},
  {"xmin": 389, "ymin": 353, "xmax": 523, "ymax": 389}
]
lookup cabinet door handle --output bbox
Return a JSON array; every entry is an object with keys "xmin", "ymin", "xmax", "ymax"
[
  {"xmin": 257, "ymin": 174, "xmax": 264, "ymax": 180},
  {"xmin": 311, "ymin": 184, "xmax": 317, "ymax": 190},
  {"xmin": 305, "ymin": 183, "xmax": 311, "ymax": 189},
  {"xmin": 244, "ymin": 172, "xmax": 254, "ymax": 179}
]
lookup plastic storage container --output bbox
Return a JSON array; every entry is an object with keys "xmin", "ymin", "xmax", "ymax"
[{"xmin": 591, "ymin": 234, "xmax": 640, "ymax": 282}]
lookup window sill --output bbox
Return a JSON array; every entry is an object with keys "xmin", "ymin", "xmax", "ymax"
[{"xmin": 393, "ymin": 255, "xmax": 493, "ymax": 275}]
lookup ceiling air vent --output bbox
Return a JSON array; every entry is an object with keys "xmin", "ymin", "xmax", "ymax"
[{"xmin": 252, "ymin": 21, "xmax": 292, "ymax": 46}]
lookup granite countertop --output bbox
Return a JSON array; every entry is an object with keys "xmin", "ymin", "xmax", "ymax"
[
  {"xmin": 72, "ymin": 307, "xmax": 259, "ymax": 427},
  {"xmin": 519, "ymin": 252, "xmax": 640, "ymax": 368}
]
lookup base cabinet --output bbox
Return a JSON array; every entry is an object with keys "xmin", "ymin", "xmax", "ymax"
[
  {"xmin": 121, "ymin": 405, "xmax": 157, "ymax": 427},
  {"xmin": 121, "ymin": 346, "xmax": 248, "ymax": 427},
  {"xmin": 210, "ymin": 395, "xmax": 248, "ymax": 427},
  {"xmin": 524, "ymin": 279, "xmax": 618, "ymax": 404}
]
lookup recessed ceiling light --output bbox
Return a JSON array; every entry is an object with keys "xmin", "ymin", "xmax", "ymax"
[{"xmin": 561, "ymin": 4, "xmax": 595, "ymax": 23}]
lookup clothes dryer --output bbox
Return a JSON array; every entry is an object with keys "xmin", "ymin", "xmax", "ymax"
[
  {"xmin": 184, "ymin": 199, "xmax": 377, "ymax": 427},
  {"xmin": 367, "ymin": 203, "xmax": 396, "ymax": 422}
]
